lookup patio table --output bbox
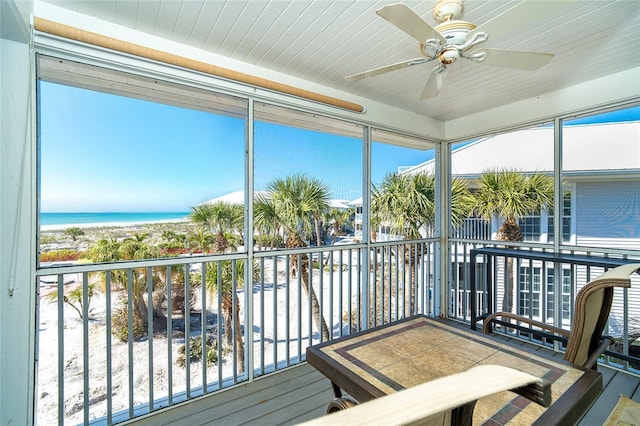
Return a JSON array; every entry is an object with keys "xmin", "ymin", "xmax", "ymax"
[{"xmin": 306, "ymin": 315, "xmax": 601, "ymax": 425}]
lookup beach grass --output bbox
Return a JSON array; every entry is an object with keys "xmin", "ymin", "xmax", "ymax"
[{"xmin": 40, "ymin": 220, "xmax": 198, "ymax": 259}]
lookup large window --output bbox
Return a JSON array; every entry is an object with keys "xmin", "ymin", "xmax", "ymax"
[
  {"xmin": 370, "ymin": 129, "xmax": 437, "ymax": 242},
  {"xmin": 37, "ymin": 57, "xmax": 249, "ymax": 424},
  {"xmin": 518, "ymin": 266, "xmax": 541, "ymax": 317},
  {"xmin": 253, "ymin": 103, "xmax": 363, "ymax": 249},
  {"xmin": 519, "ymin": 215, "xmax": 541, "ymax": 241},
  {"xmin": 38, "ymin": 56, "xmax": 248, "ymax": 263},
  {"xmin": 546, "ymin": 267, "xmax": 572, "ymax": 322},
  {"xmin": 548, "ymin": 191, "xmax": 572, "ymax": 243},
  {"xmin": 450, "ymin": 124, "xmax": 554, "ymax": 244}
]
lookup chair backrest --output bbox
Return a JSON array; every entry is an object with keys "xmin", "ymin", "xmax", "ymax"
[{"xmin": 564, "ymin": 263, "xmax": 640, "ymax": 367}]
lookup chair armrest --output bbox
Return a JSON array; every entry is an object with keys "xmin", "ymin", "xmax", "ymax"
[
  {"xmin": 300, "ymin": 365, "xmax": 550, "ymax": 426},
  {"xmin": 584, "ymin": 335, "xmax": 615, "ymax": 370},
  {"xmin": 482, "ymin": 311, "xmax": 571, "ymax": 339}
]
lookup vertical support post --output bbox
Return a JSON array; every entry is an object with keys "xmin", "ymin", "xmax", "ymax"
[
  {"xmin": 553, "ymin": 118, "xmax": 563, "ymax": 351},
  {"xmin": 436, "ymin": 140, "xmax": 450, "ymax": 318},
  {"xmin": 246, "ymin": 97, "xmax": 254, "ymax": 380},
  {"xmin": 361, "ymin": 126, "xmax": 371, "ymax": 329}
]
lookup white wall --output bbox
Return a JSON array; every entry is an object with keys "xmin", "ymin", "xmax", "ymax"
[
  {"xmin": 444, "ymin": 67, "xmax": 640, "ymax": 141},
  {"xmin": 1, "ymin": 2, "xmax": 36, "ymax": 424}
]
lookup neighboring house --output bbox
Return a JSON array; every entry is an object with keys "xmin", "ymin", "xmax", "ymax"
[
  {"xmin": 353, "ymin": 122, "xmax": 640, "ymax": 330},
  {"xmin": 199, "ymin": 190, "xmax": 265, "ymax": 205},
  {"xmin": 408, "ymin": 121, "xmax": 640, "ymax": 249},
  {"xmin": 202, "ymin": 191, "xmax": 350, "ymax": 211}
]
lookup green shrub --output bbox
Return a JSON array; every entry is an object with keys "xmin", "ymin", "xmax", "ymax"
[
  {"xmin": 40, "ymin": 249, "xmax": 87, "ymax": 262},
  {"xmin": 177, "ymin": 335, "xmax": 218, "ymax": 367}
]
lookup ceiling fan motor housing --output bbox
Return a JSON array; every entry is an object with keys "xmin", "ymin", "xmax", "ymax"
[{"xmin": 435, "ymin": 20, "xmax": 477, "ymax": 46}]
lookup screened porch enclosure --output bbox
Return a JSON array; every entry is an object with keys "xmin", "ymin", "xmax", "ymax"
[{"xmin": 34, "ymin": 49, "xmax": 640, "ymax": 425}]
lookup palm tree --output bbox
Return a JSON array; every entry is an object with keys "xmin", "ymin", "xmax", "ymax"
[
  {"xmin": 322, "ymin": 207, "xmax": 352, "ymax": 267},
  {"xmin": 254, "ymin": 193, "xmax": 281, "ymax": 249},
  {"xmin": 471, "ymin": 169, "xmax": 554, "ymax": 312},
  {"xmin": 191, "ymin": 200, "xmax": 247, "ymax": 370},
  {"xmin": 187, "ymin": 229, "xmax": 215, "ymax": 254},
  {"xmin": 190, "ymin": 202, "xmax": 244, "ymax": 253},
  {"xmin": 203, "ymin": 259, "xmax": 257, "ymax": 374},
  {"xmin": 263, "ymin": 174, "xmax": 331, "ymax": 342},
  {"xmin": 372, "ymin": 173, "xmax": 436, "ymax": 239},
  {"xmin": 88, "ymin": 235, "xmax": 162, "ymax": 332},
  {"xmin": 325, "ymin": 207, "xmax": 352, "ymax": 246},
  {"xmin": 372, "ymin": 172, "xmax": 472, "ymax": 315}
]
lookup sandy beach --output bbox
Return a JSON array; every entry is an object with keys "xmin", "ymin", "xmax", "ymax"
[
  {"xmin": 40, "ymin": 217, "xmax": 190, "ymax": 232},
  {"xmin": 36, "ymin": 222, "xmax": 358, "ymax": 424}
]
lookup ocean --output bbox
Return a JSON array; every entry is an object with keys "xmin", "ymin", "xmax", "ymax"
[{"xmin": 40, "ymin": 212, "xmax": 190, "ymax": 226}]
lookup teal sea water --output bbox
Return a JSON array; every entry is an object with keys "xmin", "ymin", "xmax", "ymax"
[{"xmin": 41, "ymin": 212, "xmax": 190, "ymax": 226}]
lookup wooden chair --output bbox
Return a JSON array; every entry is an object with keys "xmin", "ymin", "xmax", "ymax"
[
  {"xmin": 483, "ymin": 263, "xmax": 640, "ymax": 369},
  {"xmin": 301, "ymin": 365, "xmax": 550, "ymax": 426}
]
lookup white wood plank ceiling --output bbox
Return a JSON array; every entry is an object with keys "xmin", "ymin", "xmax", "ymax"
[{"xmin": 37, "ymin": 0, "xmax": 640, "ymax": 121}]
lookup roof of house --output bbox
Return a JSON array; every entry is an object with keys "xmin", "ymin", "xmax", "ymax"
[
  {"xmin": 407, "ymin": 121, "xmax": 640, "ymax": 177},
  {"xmin": 203, "ymin": 191, "xmax": 351, "ymax": 209}
]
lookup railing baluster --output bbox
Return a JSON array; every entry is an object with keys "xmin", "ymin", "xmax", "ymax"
[
  {"xmin": 147, "ymin": 266, "xmax": 154, "ymax": 410},
  {"xmin": 272, "ymin": 255, "xmax": 278, "ymax": 367},
  {"xmin": 259, "ymin": 257, "xmax": 265, "ymax": 375},
  {"xmin": 231, "ymin": 259, "xmax": 238, "ymax": 383},
  {"xmin": 126, "ymin": 269, "xmax": 134, "ymax": 418},
  {"xmin": 166, "ymin": 265, "xmax": 173, "ymax": 406},
  {"xmin": 317, "ymin": 251, "xmax": 324, "ymax": 341},
  {"xmin": 57, "ymin": 274, "xmax": 65, "ymax": 426},
  {"xmin": 201, "ymin": 262, "xmax": 207, "ymax": 392},
  {"xmin": 106, "ymin": 272, "xmax": 113, "ymax": 425},
  {"xmin": 328, "ymin": 250, "xmax": 334, "ymax": 339},
  {"xmin": 306, "ymin": 253, "xmax": 313, "ymax": 345},
  {"xmin": 338, "ymin": 250, "xmax": 343, "ymax": 338},
  {"xmin": 184, "ymin": 266, "xmax": 191, "ymax": 398},
  {"xmin": 285, "ymin": 255, "xmax": 291, "ymax": 365},
  {"xmin": 81, "ymin": 272, "xmax": 90, "ymax": 424},
  {"xmin": 347, "ymin": 248, "xmax": 353, "ymax": 336}
]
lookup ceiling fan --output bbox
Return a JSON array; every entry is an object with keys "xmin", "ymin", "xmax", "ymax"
[{"xmin": 346, "ymin": 0, "xmax": 555, "ymax": 99}]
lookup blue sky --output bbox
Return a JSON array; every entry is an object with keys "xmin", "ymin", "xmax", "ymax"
[
  {"xmin": 40, "ymin": 82, "xmax": 434, "ymax": 212},
  {"xmin": 40, "ymin": 82, "xmax": 638, "ymax": 213}
]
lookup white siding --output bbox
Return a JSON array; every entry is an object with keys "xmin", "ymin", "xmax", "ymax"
[{"xmin": 575, "ymin": 181, "xmax": 640, "ymax": 244}]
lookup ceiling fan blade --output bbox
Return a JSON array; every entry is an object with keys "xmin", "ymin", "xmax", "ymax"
[
  {"xmin": 346, "ymin": 58, "xmax": 429, "ymax": 81},
  {"xmin": 474, "ymin": 48, "xmax": 554, "ymax": 71},
  {"xmin": 420, "ymin": 66, "xmax": 448, "ymax": 99},
  {"xmin": 467, "ymin": 1, "xmax": 575, "ymax": 43},
  {"xmin": 376, "ymin": 3, "xmax": 446, "ymax": 45}
]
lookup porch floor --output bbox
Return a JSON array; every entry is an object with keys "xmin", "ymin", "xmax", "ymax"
[{"xmin": 127, "ymin": 325, "xmax": 640, "ymax": 425}]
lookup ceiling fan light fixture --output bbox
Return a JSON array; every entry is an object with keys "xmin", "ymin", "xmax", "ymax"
[{"xmin": 439, "ymin": 47, "xmax": 460, "ymax": 64}]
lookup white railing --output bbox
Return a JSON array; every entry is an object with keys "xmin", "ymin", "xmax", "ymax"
[
  {"xmin": 448, "ymin": 241, "xmax": 640, "ymax": 374},
  {"xmin": 452, "ymin": 217, "xmax": 491, "ymax": 240},
  {"xmin": 36, "ymin": 240, "xmax": 437, "ymax": 424}
]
